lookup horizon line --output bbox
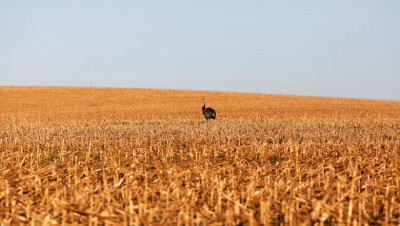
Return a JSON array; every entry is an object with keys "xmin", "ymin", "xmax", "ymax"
[{"xmin": 1, "ymin": 85, "xmax": 399, "ymax": 103}]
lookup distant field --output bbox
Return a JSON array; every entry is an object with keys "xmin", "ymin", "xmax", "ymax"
[
  {"xmin": 0, "ymin": 86, "xmax": 399, "ymax": 122},
  {"xmin": 0, "ymin": 86, "xmax": 400, "ymax": 224}
]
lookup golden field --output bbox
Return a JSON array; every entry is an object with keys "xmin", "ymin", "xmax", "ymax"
[{"xmin": 0, "ymin": 86, "xmax": 400, "ymax": 225}]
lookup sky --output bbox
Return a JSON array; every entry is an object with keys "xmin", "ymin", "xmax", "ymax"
[{"xmin": 1, "ymin": 1, "xmax": 399, "ymax": 101}]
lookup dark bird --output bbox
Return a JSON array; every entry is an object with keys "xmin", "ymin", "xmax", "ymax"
[{"xmin": 202, "ymin": 97, "xmax": 216, "ymax": 122}]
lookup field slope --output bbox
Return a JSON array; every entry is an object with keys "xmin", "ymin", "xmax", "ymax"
[{"xmin": 0, "ymin": 86, "xmax": 400, "ymax": 225}]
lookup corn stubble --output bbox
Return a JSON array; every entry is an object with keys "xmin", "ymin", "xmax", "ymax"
[{"xmin": 1, "ymin": 87, "xmax": 400, "ymax": 225}]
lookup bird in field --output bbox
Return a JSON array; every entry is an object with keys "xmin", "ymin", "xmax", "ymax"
[{"xmin": 202, "ymin": 97, "xmax": 216, "ymax": 122}]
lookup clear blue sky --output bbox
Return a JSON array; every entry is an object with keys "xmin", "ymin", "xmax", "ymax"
[{"xmin": 1, "ymin": 1, "xmax": 399, "ymax": 100}]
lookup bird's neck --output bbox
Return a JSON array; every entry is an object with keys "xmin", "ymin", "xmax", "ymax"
[{"xmin": 202, "ymin": 103, "xmax": 205, "ymax": 110}]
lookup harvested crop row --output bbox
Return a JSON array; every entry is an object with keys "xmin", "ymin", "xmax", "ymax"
[{"xmin": 1, "ymin": 117, "xmax": 399, "ymax": 224}]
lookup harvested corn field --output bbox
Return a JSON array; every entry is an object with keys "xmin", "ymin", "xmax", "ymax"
[{"xmin": 0, "ymin": 86, "xmax": 400, "ymax": 225}]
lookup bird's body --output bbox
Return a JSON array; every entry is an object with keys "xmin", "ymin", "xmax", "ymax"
[{"xmin": 202, "ymin": 98, "xmax": 216, "ymax": 122}]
